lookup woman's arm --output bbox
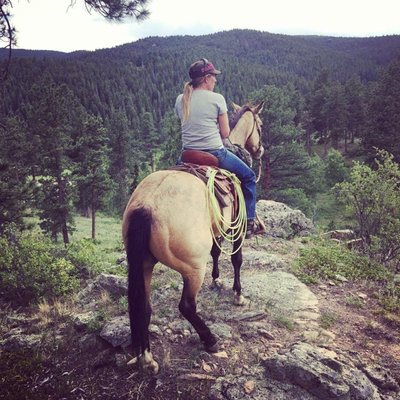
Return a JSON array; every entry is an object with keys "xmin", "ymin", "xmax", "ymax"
[{"xmin": 218, "ymin": 112, "xmax": 230, "ymax": 138}]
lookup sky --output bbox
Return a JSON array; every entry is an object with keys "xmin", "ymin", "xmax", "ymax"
[{"xmin": 9, "ymin": 0, "xmax": 400, "ymax": 53}]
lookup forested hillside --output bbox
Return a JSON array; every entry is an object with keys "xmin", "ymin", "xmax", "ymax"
[{"xmin": 1, "ymin": 29, "xmax": 400, "ymax": 241}]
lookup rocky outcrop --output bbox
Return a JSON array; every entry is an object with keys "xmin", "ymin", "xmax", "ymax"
[
  {"xmin": 263, "ymin": 343, "xmax": 381, "ymax": 399},
  {"xmin": 211, "ymin": 342, "xmax": 399, "ymax": 400},
  {"xmin": 256, "ymin": 200, "xmax": 315, "ymax": 239}
]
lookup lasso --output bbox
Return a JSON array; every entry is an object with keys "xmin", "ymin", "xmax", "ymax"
[{"xmin": 206, "ymin": 168, "xmax": 247, "ymax": 255}]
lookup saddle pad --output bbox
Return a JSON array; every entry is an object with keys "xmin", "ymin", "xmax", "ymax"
[{"xmin": 170, "ymin": 163, "xmax": 237, "ymax": 208}]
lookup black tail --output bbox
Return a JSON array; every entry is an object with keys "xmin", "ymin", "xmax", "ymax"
[{"xmin": 126, "ymin": 207, "xmax": 152, "ymax": 357}]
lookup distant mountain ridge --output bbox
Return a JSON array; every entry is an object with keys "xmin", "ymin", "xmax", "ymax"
[
  {"xmin": 2, "ymin": 29, "xmax": 400, "ymax": 67},
  {"xmin": 1, "ymin": 29, "xmax": 400, "ymax": 130}
]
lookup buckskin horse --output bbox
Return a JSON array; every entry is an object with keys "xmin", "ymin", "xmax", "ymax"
[{"xmin": 122, "ymin": 101, "xmax": 264, "ymax": 373}]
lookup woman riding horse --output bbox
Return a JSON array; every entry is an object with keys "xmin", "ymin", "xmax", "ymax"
[
  {"xmin": 122, "ymin": 59, "xmax": 265, "ymax": 374},
  {"xmin": 175, "ymin": 58, "xmax": 264, "ymax": 238}
]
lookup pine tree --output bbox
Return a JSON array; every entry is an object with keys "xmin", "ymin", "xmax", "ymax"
[
  {"xmin": 0, "ymin": 116, "xmax": 36, "ymax": 233},
  {"xmin": 363, "ymin": 60, "xmax": 400, "ymax": 162},
  {"xmin": 25, "ymin": 76, "xmax": 85, "ymax": 244},
  {"xmin": 74, "ymin": 116, "xmax": 113, "ymax": 239}
]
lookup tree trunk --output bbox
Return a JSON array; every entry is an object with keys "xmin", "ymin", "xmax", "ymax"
[
  {"xmin": 92, "ymin": 206, "xmax": 96, "ymax": 240},
  {"xmin": 57, "ymin": 175, "xmax": 69, "ymax": 245},
  {"xmin": 323, "ymin": 130, "xmax": 330, "ymax": 156},
  {"xmin": 91, "ymin": 188, "xmax": 96, "ymax": 240}
]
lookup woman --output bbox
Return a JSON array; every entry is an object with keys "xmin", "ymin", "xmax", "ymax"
[{"xmin": 174, "ymin": 58, "xmax": 263, "ymax": 239}]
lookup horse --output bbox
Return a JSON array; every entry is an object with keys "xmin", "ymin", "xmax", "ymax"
[{"xmin": 122, "ymin": 101, "xmax": 265, "ymax": 373}]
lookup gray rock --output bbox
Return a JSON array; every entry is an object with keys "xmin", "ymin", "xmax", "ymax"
[
  {"xmin": 73, "ymin": 311, "xmax": 97, "ymax": 330},
  {"xmin": 210, "ymin": 375, "xmax": 316, "ymax": 400},
  {"xmin": 77, "ymin": 273, "xmax": 128, "ymax": 305},
  {"xmin": 263, "ymin": 342, "xmax": 381, "ymax": 400},
  {"xmin": 362, "ymin": 365, "xmax": 400, "ymax": 392},
  {"xmin": 99, "ymin": 316, "xmax": 130, "ymax": 348},
  {"xmin": 1, "ymin": 333, "xmax": 42, "ymax": 351},
  {"xmin": 242, "ymin": 271, "xmax": 320, "ymax": 326},
  {"xmin": 93, "ymin": 273, "xmax": 128, "ymax": 297},
  {"xmin": 256, "ymin": 200, "xmax": 315, "ymax": 238}
]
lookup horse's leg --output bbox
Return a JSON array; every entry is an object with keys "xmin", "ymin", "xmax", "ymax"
[
  {"xmin": 231, "ymin": 239, "xmax": 246, "ymax": 306},
  {"xmin": 179, "ymin": 270, "xmax": 219, "ymax": 353},
  {"xmin": 210, "ymin": 237, "xmax": 223, "ymax": 288}
]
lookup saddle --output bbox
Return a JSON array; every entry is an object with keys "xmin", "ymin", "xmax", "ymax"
[{"xmin": 171, "ymin": 150, "xmax": 238, "ymax": 209}]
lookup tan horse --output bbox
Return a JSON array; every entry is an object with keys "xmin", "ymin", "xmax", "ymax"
[{"xmin": 122, "ymin": 101, "xmax": 264, "ymax": 373}]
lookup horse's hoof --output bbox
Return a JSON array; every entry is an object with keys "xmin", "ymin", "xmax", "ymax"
[
  {"xmin": 233, "ymin": 294, "xmax": 247, "ymax": 306},
  {"xmin": 212, "ymin": 278, "xmax": 224, "ymax": 290},
  {"xmin": 205, "ymin": 341, "xmax": 219, "ymax": 353},
  {"xmin": 127, "ymin": 356, "xmax": 138, "ymax": 366},
  {"xmin": 128, "ymin": 351, "xmax": 160, "ymax": 374},
  {"xmin": 143, "ymin": 359, "xmax": 159, "ymax": 374}
]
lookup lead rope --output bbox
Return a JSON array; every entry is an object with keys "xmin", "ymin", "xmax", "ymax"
[{"xmin": 206, "ymin": 168, "xmax": 247, "ymax": 255}]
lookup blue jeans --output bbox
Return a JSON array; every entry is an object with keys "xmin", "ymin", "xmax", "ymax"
[{"xmin": 206, "ymin": 148, "xmax": 256, "ymax": 220}]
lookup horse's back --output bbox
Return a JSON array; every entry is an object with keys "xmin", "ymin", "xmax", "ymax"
[{"xmin": 123, "ymin": 170, "xmax": 213, "ymax": 271}]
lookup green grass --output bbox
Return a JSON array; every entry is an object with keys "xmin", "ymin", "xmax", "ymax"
[
  {"xmin": 70, "ymin": 214, "xmax": 124, "ymax": 270},
  {"xmin": 319, "ymin": 311, "xmax": 339, "ymax": 329},
  {"xmin": 25, "ymin": 213, "xmax": 124, "ymax": 272}
]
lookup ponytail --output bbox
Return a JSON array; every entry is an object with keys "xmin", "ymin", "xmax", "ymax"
[
  {"xmin": 182, "ymin": 81, "xmax": 193, "ymax": 123},
  {"xmin": 181, "ymin": 76, "xmax": 206, "ymax": 122}
]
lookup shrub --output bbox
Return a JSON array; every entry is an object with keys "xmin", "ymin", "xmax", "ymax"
[
  {"xmin": 0, "ymin": 232, "xmax": 79, "ymax": 305},
  {"xmin": 324, "ymin": 149, "xmax": 349, "ymax": 188},
  {"xmin": 335, "ymin": 149, "xmax": 400, "ymax": 268},
  {"xmin": 62, "ymin": 238, "xmax": 102, "ymax": 278},
  {"xmin": 293, "ymin": 239, "xmax": 390, "ymax": 284},
  {"xmin": 293, "ymin": 239, "xmax": 399, "ymax": 313}
]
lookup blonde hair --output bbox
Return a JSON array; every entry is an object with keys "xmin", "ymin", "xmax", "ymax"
[{"xmin": 181, "ymin": 76, "xmax": 206, "ymax": 122}]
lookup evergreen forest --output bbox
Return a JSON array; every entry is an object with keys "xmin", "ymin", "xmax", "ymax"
[{"xmin": 1, "ymin": 29, "xmax": 400, "ymax": 243}]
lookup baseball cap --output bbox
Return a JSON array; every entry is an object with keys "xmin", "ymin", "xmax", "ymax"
[{"xmin": 189, "ymin": 58, "xmax": 221, "ymax": 79}]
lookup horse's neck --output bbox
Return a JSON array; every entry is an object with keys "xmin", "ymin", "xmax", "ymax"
[{"xmin": 229, "ymin": 113, "xmax": 251, "ymax": 147}]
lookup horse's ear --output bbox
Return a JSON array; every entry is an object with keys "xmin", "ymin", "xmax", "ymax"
[
  {"xmin": 231, "ymin": 102, "xmax": 241, "ymax": 112},
  {"xmin": 254, "ymin": 101, "xmax": 265, "ymax": 114}
]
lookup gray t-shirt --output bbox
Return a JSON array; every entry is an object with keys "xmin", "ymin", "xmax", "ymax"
[{"xmin": 175, "ymin": 89, "xmax": 228, "ymax": 150}]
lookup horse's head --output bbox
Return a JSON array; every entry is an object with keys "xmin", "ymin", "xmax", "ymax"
[{"xmin": 230, "ymin": 101, "xmax": 265, "ymax": 160}]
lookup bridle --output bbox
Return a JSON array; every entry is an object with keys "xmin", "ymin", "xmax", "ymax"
[
  {"xmin": 230, "ymin": 106, "xmax": 264, "ymax": 183},
  {"xmin": 246, "ymin": 110, "xmax": 263, "ymax": 158},
  {"xmin": 245, "ymin": 111, "xmax": 264, "ymax": 183}
]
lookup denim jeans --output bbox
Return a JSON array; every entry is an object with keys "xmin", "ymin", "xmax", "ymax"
[{"xmin": 206, "ymin": 148, "xmax": 256, "ymax": 220}]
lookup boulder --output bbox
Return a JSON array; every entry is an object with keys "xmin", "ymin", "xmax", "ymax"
[
  {"xmin": 263, "ymin": 342, "xmax": 383, "ymax": 399},
  {"xmin": 77, "ymin": 273, "xmax": 127, "ymax": 305},
  {"xmin": 256, "ymin": 200, "xmax": 315, "ymax": 239},
  {"xmin": 99, "ymin": 316, "xmax": 131, "ymax": 348}
]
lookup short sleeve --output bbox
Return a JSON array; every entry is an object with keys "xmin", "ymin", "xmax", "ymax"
[{"xmin": 215, "ymin": 93, "xmax": 228, "ymax": 115}]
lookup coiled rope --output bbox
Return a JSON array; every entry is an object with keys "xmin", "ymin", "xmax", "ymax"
[{"xmin": 206, "ymin": 168, "xmax": 247, "ymax": 255}]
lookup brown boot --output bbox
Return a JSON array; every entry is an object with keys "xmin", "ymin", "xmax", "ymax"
[{"xmin": 245, "ymin": 218, "xmax": 266, "ymax": 239}]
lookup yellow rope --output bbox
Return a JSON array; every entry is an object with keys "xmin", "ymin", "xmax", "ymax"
[{"xmin": 206, "ymin": 168, "xmax": 247, "ymax": 255}]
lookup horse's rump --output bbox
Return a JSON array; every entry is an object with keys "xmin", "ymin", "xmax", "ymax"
[{"xmin": 123, "ymin": 170, "xmax": 224, "ymax": 272}]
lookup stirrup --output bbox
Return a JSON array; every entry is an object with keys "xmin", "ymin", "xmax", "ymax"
[{"xmin": 245, "ymin": 216, "xmax": 266, "ymax": 239}]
